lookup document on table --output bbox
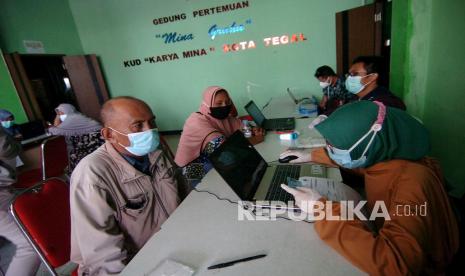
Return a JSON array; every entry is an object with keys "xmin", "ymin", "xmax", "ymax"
[{"xmin": 293, "ymin": 137, "xmax": 326, "ymax": 149}]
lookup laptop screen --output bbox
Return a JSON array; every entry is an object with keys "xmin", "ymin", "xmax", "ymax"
[
  {"xmin": 287, "ymin": 88, "xmax": 298, "ymax": 104},
  {"xmin": 208, "ymin": 130, "xmax": 267, "ymax": 200},
  {"xmin": 17, "ymin": 121, "xmax": 46, "ymax": 140},
  {"xmin": 244, "ymin": 101, "xmax": 266, "ymax": 127}
]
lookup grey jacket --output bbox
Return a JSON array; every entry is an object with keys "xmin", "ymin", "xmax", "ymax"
[
  {"xmin": 0, "ymin": 127, "xmax": 20, "ymax": 188},
  {"xmin": 70, "ymin": 142, "xmax": 182, "ymax": 275}
]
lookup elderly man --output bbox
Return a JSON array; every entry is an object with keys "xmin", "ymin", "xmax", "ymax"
[
  {"xmin": 0, "ymin": 127, "xmax": 41, "ymax": 275},
  {"xmin": 70, "ymin": 96, "xmax": 184, "ymax": 275}
]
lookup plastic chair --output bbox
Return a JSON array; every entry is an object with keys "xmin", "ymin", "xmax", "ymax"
[
  {"xmin": 15, "ymin": 136, "xmax": 69, "ymax": 189},
  {"xmin": 8, "ymin": 178, "xmax": 72, "ymax": 276}
]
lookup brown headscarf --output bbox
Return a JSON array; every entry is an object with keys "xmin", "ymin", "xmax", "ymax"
[{"xmin": 174, "ymin": 86, "xmax": 241, "ymax": 167}]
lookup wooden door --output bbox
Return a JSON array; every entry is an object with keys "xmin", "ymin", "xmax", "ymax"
[
  {"xmin": 336, "ymin": 3, "xmax": 384, "ymax": 76},
  {"xmin": 3, "ymin": 53, "xmax": 43, "ymax": 121},
  {"xmin": 63, "ymin": 55, "xmax": 110, "ymax": 121}
]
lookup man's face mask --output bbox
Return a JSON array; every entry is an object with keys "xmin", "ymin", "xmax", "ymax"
[
  {"xmin": 1, "ymin": 120, "xmax": 13, "ymax": 128},
  {"xmin": 210, "ymin": 105, "xmax": 232, "ymax": 120},
  {"xmin": 345, "ymin": 74, "xmax": 374, "ymax": 94},
  {"xmin": 110, "ymin": 127, "xmax": 160, "ymax": 156},
  {"xmin": 319, "ymin": 77, "xmax": 331, "ymax": 89},
  {"xmin": 325, "ymin": 101, "xmax": 386, "ymax": 169},
  {"xmin": 59, "ymin": 114, "xmax": 68, "ymax": 122}
]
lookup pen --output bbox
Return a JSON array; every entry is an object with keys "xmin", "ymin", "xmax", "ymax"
[{"xmin": 207, "ymin": 254, "xmax": 267, "ymax": 270}]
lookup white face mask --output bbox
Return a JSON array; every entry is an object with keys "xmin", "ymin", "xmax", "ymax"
[
  {"xmin": 59, "ymin": 114, "xmax": 67, "ymax": 122},
  {"xmin": 319, "ymin": 78, "xmax": 331, "ymax": 89}
]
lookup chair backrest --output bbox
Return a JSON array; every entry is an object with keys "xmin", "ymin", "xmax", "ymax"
[
  {"xmin": 41, "ymin": 136, "xmax": 69, "ymax": 180},
  {"xmin": 9, "ymin": 178, "xmax": 70, "ymax": 276}
]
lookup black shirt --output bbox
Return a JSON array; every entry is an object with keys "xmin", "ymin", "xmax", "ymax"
[{"xmin": 360, "ymin": 86, "xmax": 406, "ymax": 111}]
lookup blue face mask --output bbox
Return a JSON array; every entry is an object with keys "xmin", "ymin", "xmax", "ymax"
[
  {"xmin": 1, "ymin": 120, "xmax": 13, "ymax": 128},
  {"xmin": 345, "ymin": 74, "xmax": 374, "ymax": 94},
  {"xmin": 326, "ymin": 123, "xmax": 382, "ymax": 169},
  {"xmin": 110, "ymin": 128, "xmax": 160, "ymax": 156}
]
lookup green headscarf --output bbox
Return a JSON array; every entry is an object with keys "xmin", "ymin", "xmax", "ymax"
[{"xmin": 315, "ymin": 101, "xmax": 430, "ymax": 167}]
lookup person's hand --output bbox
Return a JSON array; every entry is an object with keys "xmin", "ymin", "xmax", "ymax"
[
  {"xmin": 248, "ymin": 134, "xmax": 264, "ymax": 145},
  {"xmin": 279, "ymin": 149, "xmax": 312, "ymax": 163},
  {"xmin": 281, "ymin": 184, "xmax": 322, "ymax": 213},
  {"xmin": 308, "ymin": 114, "xmax": 328, "ymax": 129},
  {"xmin": 252, "ymin": 127, "xmax": 265, "ymax": 137},
  {"xmin": 53, "ymin": 115, "xmax": 61, "ymax": 127}
]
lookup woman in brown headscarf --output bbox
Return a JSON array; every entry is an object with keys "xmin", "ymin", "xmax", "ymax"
[{"xmin": 175, "ymin": 86, "xmax": 264, "ymax": 186}]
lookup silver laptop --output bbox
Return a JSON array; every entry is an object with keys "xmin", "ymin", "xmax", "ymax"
[
  {"xmin": 286, "ymin": 88, "xmax": 310, "ymax": 104},
  {"xmin": 208, "ymin": 131, "xmax": 326, "ymax": 202}
]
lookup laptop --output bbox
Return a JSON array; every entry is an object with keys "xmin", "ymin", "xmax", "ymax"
[
  {"xmin": 208, "ymin": 130, "xmax": 326, "ymax": 203},
  {"xmin": 286, "ymin": 88, "xmax": 311, "ymax": 104},
  {"xmin": 244, "ymin": 100, "xmax": 295, "ymax": 131},
  {"xmin": 17, "ymin": 120, "xmax": 46, "ymax": 140}
]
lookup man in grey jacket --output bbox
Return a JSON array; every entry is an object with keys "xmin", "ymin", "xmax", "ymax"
[
  {"xmin": 0, "ymin": 127, "xmax": 41, "ymax": 275},
  {"xmin": 70, "ymin": 97, "xmax": 184, "ymax": 275}
]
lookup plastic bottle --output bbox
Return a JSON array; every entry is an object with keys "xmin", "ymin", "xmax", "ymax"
[{"xmin": 242, "ymin": 120, "xmax": 252, "ymax": 138}]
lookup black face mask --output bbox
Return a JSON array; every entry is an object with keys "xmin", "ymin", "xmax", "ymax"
[{"xmin": 210, "ymin": 105, "xmax": 232, "ymax": 120}]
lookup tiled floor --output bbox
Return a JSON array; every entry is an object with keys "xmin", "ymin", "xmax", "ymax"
[{"xmin": 0, "ymin": 134, "xmax": 181, "ymax": 276}]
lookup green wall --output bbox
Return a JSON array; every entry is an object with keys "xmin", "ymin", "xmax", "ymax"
[
  {"xmin": 390, "ymin": 0, "xmax": 465, "ymax": 197},
  {"xmin": 0, "ymin": 0, "xmax": 83, "ymax": 54},
  {"xmin": 0, "ymin": 52, "xmax": 27, "ymax": 123},
  {"xmin": 68, "ymin": 0, "xmax": 364, "ymax": 130}
]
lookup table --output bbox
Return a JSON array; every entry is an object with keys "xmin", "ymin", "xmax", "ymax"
[{"xmin": 121, "ymin": 98, "xmax": 363, "ymax": 276}]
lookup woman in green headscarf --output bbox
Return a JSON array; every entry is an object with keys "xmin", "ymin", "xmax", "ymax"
[{"xmin": 281, "ymin": 101, "xmax": 459, "ymax": 275}]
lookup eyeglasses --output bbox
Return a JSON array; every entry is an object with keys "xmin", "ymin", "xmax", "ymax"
[{"xmin": 346, "ymin": 71, "xmax": 368, "ymax": 77}]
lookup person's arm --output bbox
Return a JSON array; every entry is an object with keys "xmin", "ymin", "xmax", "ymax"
[
  {"xmin": 201, "ymin": 132, "xmax": 224, "ymax": 152},
  {"xmin": 314, "ymin": 192, "xmax": 428, "ymax": 275},
  {"xmin": 319, "ymin": 95, "xmax": 328, "ymax": 109},
  {"xmin": 70, "ymin": 172, "xmax": 127, "ymax": 275}
]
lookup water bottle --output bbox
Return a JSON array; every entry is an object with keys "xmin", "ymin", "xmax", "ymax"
[{"xmin": 242, "ymin": 120, "xmax": 252, "ymax": 138}]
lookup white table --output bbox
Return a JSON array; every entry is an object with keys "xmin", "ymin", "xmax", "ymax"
[{"xmin": 121, "ymin": 98, "xmax": 363, "ymax": 276}]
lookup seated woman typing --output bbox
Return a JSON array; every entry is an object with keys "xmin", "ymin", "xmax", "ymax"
[
  {"xmin": 281, "ymin": 101, "xmax": 459, "ymax": 275},
  {"xmin": 175, "ymin": 86, "xmax": 265, "ymax": 187},
  {"xmin": 48, "ymin": 103, "xmax": 104, "ymax": 172}
]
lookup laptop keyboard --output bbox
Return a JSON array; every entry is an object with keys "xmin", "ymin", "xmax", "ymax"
[
  {"xmin": 265, "ymin": 165, "xmax": 301, "ymax": 202},
  {"xmin": 268, "ymin": 119, "xmax": 294, "ymax": 130}
]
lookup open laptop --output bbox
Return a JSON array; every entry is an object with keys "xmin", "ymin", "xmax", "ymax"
[
  {"xmin": 208, "ymin": 130, "xmax": 326, "ymax": 203},
  {"xmin": 244, "ymin": 100, "xmax": 295, "ymax": 131},
  {"xmin": 17, "ymin": 120, "xmax": 46, "ymax": 140},
  {"xmin": 286, "ymin": 88, "xmax": 309, "ymax": 104}
]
